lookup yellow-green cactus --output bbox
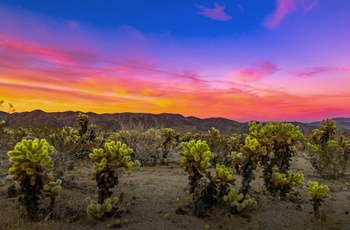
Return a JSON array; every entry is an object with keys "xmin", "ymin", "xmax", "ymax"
[
  {"xmin": 241, "ymin": 136, "xmax": 267, "ymax": 161},
  {"xmin": 304, "ymin": 181, "xmax": 330, "ymax": 202},
  {"xmin": 179, "ymin": 140, "xmax": 214, "ymax": 174},
  {"xmin": 43, "ymin": 179, "xmax": 62, "ymax": 198},
  {"xmin": 228, "ymin": 151, "xmax": 246, "ymax": 164},
  {"xmin": 86, "ymin": 196, "xmax": 119, "ymax": 219},
  {"xmin": 304, "ymin": 181, "xmax": 330, "ymax": 219},
  {"xmin": 7, "ymin": 139, "xmax": 58, "ymax": 219},
  {"xmin": 213, "ymin": 164, "xmax": 235, "ymax": 186},
  {"xmin": 89, "ymin": 141, "xmax": 140, "ymax": 174},
  {"xmin": 272, "ymin": 172, "xmax": 304, "ymax": 187},
  {"xmin": 223, "ymin": 188, "xmax": 257, "ymax": 212},
  {"xmin": 227, "ymin": 151, "xmax": 246, "ymax": 174},
  {"xmin": 8, "ymin": 139, "xmax": 54, "ymax": 180}
]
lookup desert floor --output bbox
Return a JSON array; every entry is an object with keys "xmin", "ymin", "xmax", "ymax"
[{"xmin": 1, "ymin": 152, "xmax": 350, "ymax": 230}]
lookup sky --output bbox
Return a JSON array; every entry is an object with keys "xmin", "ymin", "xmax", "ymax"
[{"xmin": 0, "ymin": 0, "xmax": 350, "ymax": 122}]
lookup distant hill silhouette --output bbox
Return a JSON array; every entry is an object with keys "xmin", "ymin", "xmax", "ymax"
[{"xmin": 1, "ymin": 110, "xmax": 350, "ymax": 135}]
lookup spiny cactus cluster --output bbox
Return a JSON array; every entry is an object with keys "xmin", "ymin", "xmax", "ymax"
[
  {"xmin": 90, "ymin": 141, "xmax": 140, "ymax": 174},
  {"xmin": 87, "ymin": 141, "xmax": 140, "ymax": 219},
  {"xmin": 7, "ymin": 139, "xmax": 60, "ymax": 219},
  {"xmin": 179, "ymin": 140, "xmax": 245, "ymax": 217},
  {"xmin": 308, "ymin": 119, "xmax": 347, "ymax": 179},
  {"xmin": 179, "ymin": 140, "xmax": 214, "ymax": 194},
  {"xmin": 304, "ymin": 181, "xmax": 330, "ymax": 219},
  {"xmin": 240, "ymin": 122, "xmax": 303, "ymax": 198},
  {"xmin": 86, "ymin": 196, "xmax": 119, "ymax": 219},
  {"xmin": 227, "ymin": 151, "xmax": 246, "ymax": 175},
  {"xmin": 272, "ymin": 172, "xmax": 304, "ymax": 198},
  {"xmin": 179, "ymin": 140, "xmax": 214, "ymax": 172},
  {"xmin": 223, "ymin": 188, "xmax": 257, "ymax": 213},
  {"xmin": 239, "ymin": 136, "xmax": 266, "ymax": 196},
  {"xmin": 8, "ymin": 139, "xmax": 54, "ymax": 177}
]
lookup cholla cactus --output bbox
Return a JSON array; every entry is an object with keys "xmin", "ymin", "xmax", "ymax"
[
  {"xmin": 43, "ymin": 179, "xmax": 62, "ymax": 213},
  {"xmin": 223, "ymin": 188, "xmax": 257, "ymax": 213},
  {"xmin": 8, "ymin": 139, "xmax": 54, "ymax": 178},
  {"xmin": 89, "ymin": 141, "xmax": 140, "ymax": 213},
  {"xmin": 75, "ymin": 112, "xmax": 90, "ymax": 136},
  {"xmin": 90, "ymin": 141, "xmax": 140, "ymax": 174},
  {"xmin": 247, "ymin": 121, "xmax": 303, "ymax": 198},
  {"xmin": 179, "ymin": 140, "xmax": 214, "ymax": 174},
  {"xmin": 7, "ymin": 139, "xmax": 58, "ymax": 218},
  {"xmin": 239, "ymin": 136, "xmax": 267, "ymax": 196},
  {"xmin": 272, "ymin": 172, "xmax": 304, "ymax": 198},
  {"xmin": 213, "ymin": 164, "xmax": 235, "ymax": 186},
  {"xmin": 304, "ymin": 181, "xmax": 330, "ymax": 219},
  {"xmin": 179, "ymin": 140, "xmax": 214, "ymax": 194},
  {"xmin": 86, "ymin": 196, "xmax": 119, "ymax": 219},
  {"xmin": 227, "ymin": 151, "xmax": 246, "ymax": 174}
]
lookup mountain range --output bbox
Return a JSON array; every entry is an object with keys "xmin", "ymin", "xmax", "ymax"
[{"xmin": 1, "ymin": 110, "xmax": 350, "ymax": 135}]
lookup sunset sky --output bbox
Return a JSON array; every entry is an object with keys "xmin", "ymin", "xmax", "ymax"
[{"xmin": 0, "ymin": 0, "xmax": 349, "ymax": 122}]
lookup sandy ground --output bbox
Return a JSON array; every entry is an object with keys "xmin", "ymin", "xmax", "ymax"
[{"xmin": 1, "ymin": 152, "xmax": 350, "ymax": 230}]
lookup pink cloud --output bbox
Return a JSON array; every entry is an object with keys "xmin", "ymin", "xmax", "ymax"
[
  {"xmin": 264, "ymin": 0, "xmax": 319, "ymax": 29},
  {"xmin": 231, "ymin": 60, "xmax": 279, "ymax": 82},
  {"xmin": 196, "ymin": 2, "xmax": 232, "ymax": 21},
  {"xmin": 290, "ymin": 66, "xmax": 350, "ymax": 78}
]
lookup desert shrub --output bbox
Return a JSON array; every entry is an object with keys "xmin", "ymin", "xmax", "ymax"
[
  {"xmin": 117, "ymin": 129, "xmax": 163, "ymax": 166},
  {"xmin": 202, "ymin": 128, "xmax": 233, "ymax": 165},
  {"xmin": 160, "ymin": 128, "xmax": 181, "ymax": 163},
  {"xmin": 7, "ymin": 139, "xmax": 61, "ymax": 219},
  {"xmin": 307, "ymin": 119, "xmax": 347, "ymax": 179},
  {"xmin": 86, "ymin": 141, "xmax": 140, "ymax": 219},
  {"xmin": 0, "ymin": 123, "xmax": 28, "ymax": 154}
]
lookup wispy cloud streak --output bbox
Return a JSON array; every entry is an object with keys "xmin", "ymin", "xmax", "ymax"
[
  {"xmin": 264, "ymin": 0, "xmax": 319, "ymax": 28},
  {"xmin": 290, "ymin": 66, "xmax": 350, "ymax": 78},
  {"xmin": 196, "ymin": 2, "xmax": 232, "ymax": 21},
  {"xmin": 231, "ymin": 60, "xmax": 279, "ymax": 82}
]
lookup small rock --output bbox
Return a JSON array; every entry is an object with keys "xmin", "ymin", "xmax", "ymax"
[
  {"xmin": 175, "ymin": 207, "xmax": 188, "ymax": 215},
  {"xmin": 296, "ymin": 204, "xmax": 303, "ymax": 211},
  {"xmin": 345, "ymin": 211, "xmax": 349, "ymax": 215},
  {"xmin": 5, "ymin": 175, "xmax": 14, "ymax": 181}
]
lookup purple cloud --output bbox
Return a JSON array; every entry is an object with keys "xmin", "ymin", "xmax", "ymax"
[
  {"xmin": 263, "ymin": 0, "xmax": 319, "ymax": 29},
  {"xmin": 233, "ymin": 60, "xmax": 279, "ymax": 82},
  {"xmin": 196, "ymin": 2, "xmax": 232, "ymax": 21},
  {"xmin": 290, "ymin": 66, "xmax": 350, "ymax": 78}
]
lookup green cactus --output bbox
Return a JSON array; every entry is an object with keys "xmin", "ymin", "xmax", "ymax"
[
  {"xmin": 7, "ymin": 139, "xmax": 58, "ymax": 219},
  {"xmin": 308, "ymin": 120, "xmax": 347, "ymax": 179},
  {"xmin": 246, "ymin": 122, "xmax": 303, "ymax": 198},
  {"xmin": 90, "ymin": 141, "xmax": 140, "ymax": 174},
  {"xmin": 272, "ymin": 172, "xmax": 304, "ymax": 198},
  {"xmin": 86, "ymin": 196, "xmax": 119, "ymax": 219},
  {"xmin": 89, "ymin": 141, "xmax": 140, "ymax": 216},
  {"xmin": 223, "ymin": 188, "xmax": 257, "ymax": 213},
  {"xmin": 304, "ymin": 181, "xmax": 330, "ymax": 219},
  {"xmin": 179, "ymin": 140, "xmax": 214, "ymax": 194},
  {"xmin": 179, "ymin": 140, "xmax": 214, "ymax": 173},
  {"xmin": 42, "ymin": 179, "xmax": 62, "ymax": 213},
  {"xmin": 8, "ymin": 139, "xmax": 54, "ymax": 178},
  {"xmin": 227, "ymin": 151, "xmax": 246, "ymax": 175},
  {"xmin": 239, "ymin": 136, "xmax": 266, "ymax": 196},
  {"xmin": 213, "ymin": 164, "xmax": 235, "ymax": 186}
]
